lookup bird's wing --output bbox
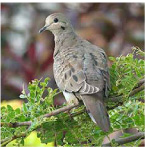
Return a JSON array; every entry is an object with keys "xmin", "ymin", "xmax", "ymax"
[
  {"xmin": 54, "ymin": 43, "xmax": 110, "ymax": 96},
  {"xmin": 54, "ymin": 46, "xmax": 99, "ymax": 94},
  {"xmin": 79, "ymin": 43, "xmax": 110, "ymax": 131},
  {"xmin": 83, "ymin": 44, "xmax": 110, "ymax": 97}
]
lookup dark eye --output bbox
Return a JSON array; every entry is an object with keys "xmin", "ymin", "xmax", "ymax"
[{"xmin": 54, "ymin": 18, "xmax": 58, "ymax": 23}]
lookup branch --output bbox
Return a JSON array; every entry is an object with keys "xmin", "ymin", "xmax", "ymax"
[
  {"xmin": 1, "ymin": 103, "xmax": 80, "ymax": 127},
  {"xmin": 1, "ymin": 104, "xmax": 80, "ymax": 146},
  {"xmin": 132, "ymin": 77, "xmax": 145, "ymax": 89},
  {"xmin": 106, "ymin": 78, "xmax": 145, "ymax": 103},
  {"xmin": 1, "ymin": 78, "xmax": 144, "ymax": 128},
  {"xmin": 129, "ymin": 84, "xmax": 144, "ymax": 97},
  {"xmin": 1, "ymin": 121, "xmax": 31, "ymax": 127},
  {"xmin": 1, "ymin": 78, "xmax": 144, "ymax": 146},
  {"xmin": 43, "ymin": 103, "xmax": 79, "ymax": 118},
  {"xmin": 102, "ymin": 132, "xmax": 145, "ymax": 147},
  {"xmin": 1, "ymin": 132, "xmax": 27, "ymax": 146}
]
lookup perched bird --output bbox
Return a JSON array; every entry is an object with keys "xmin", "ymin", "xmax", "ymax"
[{"xmin": 39, "ymin": 13, "xmax": 110, "ymax": 132}]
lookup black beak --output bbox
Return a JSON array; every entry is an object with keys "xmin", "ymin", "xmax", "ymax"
[{"xmin": 39, "ymin": 26, "xmax": 47, "ymax": 33}]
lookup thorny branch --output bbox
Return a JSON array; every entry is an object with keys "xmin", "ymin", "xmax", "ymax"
[{"xmin": 1, "ymin": 78, "xmax": 144, "ymax": 146}]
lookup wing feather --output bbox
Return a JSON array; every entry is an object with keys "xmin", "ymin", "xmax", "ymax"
[{"xmin": 53, "ymin": 44, "xmax": 109, "ymax": 95}]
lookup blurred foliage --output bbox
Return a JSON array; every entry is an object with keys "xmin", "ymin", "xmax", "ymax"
[{"xmin": 1, "ymin": 47, "xmax": 144, "ymax": 146}]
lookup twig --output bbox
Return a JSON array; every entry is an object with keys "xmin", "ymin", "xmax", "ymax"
[
  {"xmin": 1, "ymin": 132, "xmax": 26, "ymax": 146},
  {"xmin": 1, "ymin": 121, "xmax": 31, "ymax": 127},
  {"xmin": 43, "ymin": 103, "xmax": 79, "ymax": 118},
  {"xmin": 1, "ymin": 79, "xmax": 144, "ymax": 146},
  {"xmin": 1, "ymin": 103, "xmax": 80, "ymax": 128},
  {"xmin": 1, "ymin": 79, "xmax": 144, "ymax": 128},
  {"xmin": 102, "ymin": 132, "xmax": 145, "ymax": 147},
  {"xmin": 1, "ymin": 104, "xmax": 81, "ymax": 146},
  {"xmin": 133, "ymin": 78, "xmax": 145, "ymax": 89},
  {"xmin": 70, "ymin": 108, "xmax": 85, "ymax": 117},
  {"xmin": 107, "ymin": 78, "xmax": 144, "ymax": 103},
  {"xmin": 129, "ymin": 84, "xmax": 144, "ymax": 97}
]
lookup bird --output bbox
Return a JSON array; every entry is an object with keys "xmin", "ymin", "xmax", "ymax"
[{"xmin": 39, "ymin": 13, "xmax": 110, "ymax": 132}]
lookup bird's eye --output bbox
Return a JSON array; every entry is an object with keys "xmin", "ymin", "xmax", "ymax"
[{"xmin": 54, "ymin": 18, "xmax": 58, "ymax": 23}]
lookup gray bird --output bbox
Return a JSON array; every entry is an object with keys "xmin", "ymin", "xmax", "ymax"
[{"xmin": 39, "ymin": 13, "xmax": 110, "ymax": 132}]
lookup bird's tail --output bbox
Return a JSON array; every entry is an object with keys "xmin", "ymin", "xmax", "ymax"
[{"xmin": 81, "ymin": 92, "xmax": 110, "ymax": 132}]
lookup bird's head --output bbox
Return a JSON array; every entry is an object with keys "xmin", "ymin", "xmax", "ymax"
[{"xmin": 39, "ymin": 13, "xmax": 73, "ymax": 35}]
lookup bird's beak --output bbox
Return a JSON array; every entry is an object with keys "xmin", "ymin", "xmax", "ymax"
[{"xmin": 39, "ymin": 25, "xmax": 49, "ymax": 33}]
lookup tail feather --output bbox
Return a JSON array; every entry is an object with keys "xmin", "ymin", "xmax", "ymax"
[{"xmin": 81, "ymin": 93, "xmax": 110, "ymax": 132}]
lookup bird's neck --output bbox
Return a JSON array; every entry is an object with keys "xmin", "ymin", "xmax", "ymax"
[{"xmin": 53, "ymin": 31, "xmax": 79, "ymax": 56}]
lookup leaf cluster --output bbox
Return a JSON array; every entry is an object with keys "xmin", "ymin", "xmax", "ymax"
[{"xmin": 1, "ymin": 47, "xmax": 145, "ymax": 146}]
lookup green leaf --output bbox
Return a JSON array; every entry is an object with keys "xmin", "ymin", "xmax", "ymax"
[
  {"xmin": 7, "ymin": 105, "xmax": 13, "ymax": 112},
  {"xmin": 15, "ymin": 108, "xmax": 21, "ymax": 115},
  {"xmin": 22, "ymin": 103, "xmax": 28, "ymax": 112},
  {"xmin": 2, "ymin": 49, "xmax": 144, "ymax": 147}
]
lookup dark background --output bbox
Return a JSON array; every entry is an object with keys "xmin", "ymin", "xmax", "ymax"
[{"xmin": 1, "ymin": 3, "xmax": 144, "ymax": 101}]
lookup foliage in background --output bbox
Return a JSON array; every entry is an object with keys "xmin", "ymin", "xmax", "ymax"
[{"xmin": 1, "ymin": 47, "xmax": 145, "ymax": 146}]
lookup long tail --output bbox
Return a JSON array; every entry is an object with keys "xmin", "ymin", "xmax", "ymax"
[{"xmin": 81, "ymin": 92, "xmax": 110, "ymax": 132}]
